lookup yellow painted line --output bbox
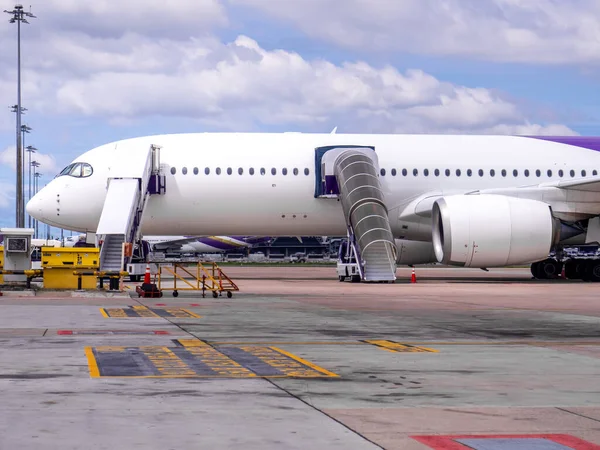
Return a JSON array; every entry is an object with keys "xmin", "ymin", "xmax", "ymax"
[
  {"xmin": 84, "ymin": 347, "xmax": 100, "ymax": 378},
  {"xmin": 269, "ymin": 346, "xmax": 339, "ymax": 377},
  {"xmin": 177, "ymin": 339, "xmax": 207, "ymax": 347},
  {"xmin": 99, "ymin": 308, "xmax": 109, "ymax": 318},
  {"xmin": 179, "ymin": 309, "xmax": 201, "ymax": 319},
  {"xmin": 212, "ymin": 341, "xmax": 360, "ymax": 346},
  {"xmin": 364, "ymin": 340, "xmax": 439, "ymax": 353}
]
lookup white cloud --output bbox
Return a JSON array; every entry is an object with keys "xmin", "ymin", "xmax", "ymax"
[
  {"xmin": 43, "ymin": 35, "xmax": 573, "ymax": 135},
  {"xmin": 0, "ymin": 0, "xmax": 226, "ymax": 41},
  {"xmin": 0, "ymin": 146, "xmax": 57, "ymax": 173},
  {"xmin": 230, "ymin": 0, "xmax": 600, "ymax": 64},
  {"xmin": 0, "ymin": 180, "xmax": 15, "ymax": 208}
]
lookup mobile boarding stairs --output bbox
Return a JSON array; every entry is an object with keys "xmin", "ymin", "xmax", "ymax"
[
  {"xmin": 96, "ymin": 144, "xmax": 166, "ymax": 285},
  {"xmin": 315, "ymin": 146, "xmax": 397, "ymax": 283}
]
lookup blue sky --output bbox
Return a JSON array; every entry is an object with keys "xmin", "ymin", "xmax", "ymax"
[{"xmin": 0, "ymin": 0, "xmax": 599, "ymax": 234}]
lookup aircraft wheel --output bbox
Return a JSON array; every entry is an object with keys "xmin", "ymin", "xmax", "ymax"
[
  {"xmin": 583, "ymin": 261, "xmax": 600, "ymax": 282},
  {"xmin": 530, "ymin": 261, "xmax": 542, "ymax": 279},
  {"xmin": 537, "ymin": 259, "xmax": 562, "ymax": 280},
  {"xmin": 565, "ymin": 260, "xmax": 583, "ymax": 280}
]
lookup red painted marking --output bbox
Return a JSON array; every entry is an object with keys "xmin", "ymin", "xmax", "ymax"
[
  {"xmin": 57, "ymin": 330, "xmax": 73, "ymax": 335},
  {"xmin": 155, "ymin": 303, "xmax": 166, "ymax": 306},
  {"xmin": 411, "ymin": 434, "xmax": 600, "ymax": 450},
  {"xmin": 189, "ymin": 303, "xmax": 200, "ymax": 307},
  {"xmin": 153, "ymin": 331, "xmax": 170, "ymax": 335}
]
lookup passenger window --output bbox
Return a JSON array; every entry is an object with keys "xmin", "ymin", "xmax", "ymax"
[
  {"xmin": 413, "ymin": 169, "xmax": 418, "ymax": 176},
  {"xmin": 261, "ymin": 168, "xmax": 266, "ymax": 175},
  {"xmin": 570, "ymin": 169, "xmax": 575, "ymax": 177},
  {"xmin": 547, "ymin": 169, "xmax": 552, "ymax": 177},
  {"xmin": 490, "ymin": 169, "xmax": 495, "ymax": 177},
  {"xmin": 402, "ymin": 169, "xmax": 407, "ymax": 176},
  {"xmin": 513, "ymin": 169, "xmax": 518, "ymax": 177},
  {"xmin": 582, "ymin": 170, "xmax": 587, "ymax": 177},
  {"xmin": 293, "ymin": 168, "xmax": 299, "ymax": 176},
  {"xmin": 304, "ymin": 168, "xmax": 310, "ymax": 175},
  {"xmin": 445, "ymin": 169, "xmax": 450, "ymax": 177},
  {"xmin": 467, "ymin": 169, "xmax": 472, "ymax": 177},
  {"xmin": 182, "ymin": 167, "xmax": 188, "ymax": 175},
  {"xmin": 282, "ymin": 168, "xmax": 288, "ymax": 175},
  {"xmin": 205, "ymin": 167, "xmax": 210, "ymax": 175},
  {"xmin": 238, "ymin": 168, "xmax": 243, "ymax": 175},
  {"xmin": 424, "ymin": 169, "xmax": 429, "ymax": 177},
  {"xmin": 391, "ymin": 168, "xmax": 397, "ymax": 176},
  {"xmin": 271, "ymin": 168, "xmax": 277, "ymax": 175},
  {"xmin": 250, "ymin": 168, "xmax": 255, "ymax": 175},
  {"xmin": 216, "ymin": 167, "xmax": 221, "ymax": 175},
  {"xmin": 380, "ymin": 168, "xmax": 386, "ymax": 176},
  {"xmin": 594, "ymin": 170, "xmax": 598, "ymax": 176},
  {"xmin": 478, "ymin": 169, "xmax": 484, "ymax": 177},
  {"xmin": 193, "ymin": 167, "xmax": 199, "ymax": 175},
  {"xmin": 536, "ymin": 169, "xmax": 541, "ymax": 177},
  {"xmin": 524, "ymin": 169, "xmax": 530, "ymax": 177},
  {"xmin": 501, "ymin": 169, "xmax": 506, "ymax": 177},
  {"xmin": 434, "ymin": 169, "xmax": 440, "ymax": 177},
  {"xmin": 227, "ymin": 167, "xmax": 232, "ymax": 175},
  {"xmin": 456, "ymin": 169, "xmax": 461, "ymax": 177},
  {"xmin": 170, "ymin": 167, "xmax": 176, "ymax": 175},
  {"xmin": 558, "ymin": 169, "xmax": 563, "ymax": 177}
]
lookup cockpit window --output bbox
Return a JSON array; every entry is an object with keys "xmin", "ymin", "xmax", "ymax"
[{"xmin": 57, "ymin": 162, "xmax": 93, "ymax": 178}]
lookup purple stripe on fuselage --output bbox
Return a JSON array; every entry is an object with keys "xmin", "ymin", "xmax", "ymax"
[
  {"xmin": 196, "ymin": 237, "xmax": 239, "ymax": 251},
  {"xmin": 524, "ymin": 136, "xmax": 600, "ymax": 152}
]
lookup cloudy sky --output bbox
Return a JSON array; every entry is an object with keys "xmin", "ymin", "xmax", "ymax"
[{"xmin": 0, "ymin": 0, "xmax": 599, "ymax": 231}]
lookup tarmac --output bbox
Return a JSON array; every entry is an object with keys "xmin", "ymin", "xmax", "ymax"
[{"xmin": 1, "ymin": 266, "xmax": 600, "ymax": 450}]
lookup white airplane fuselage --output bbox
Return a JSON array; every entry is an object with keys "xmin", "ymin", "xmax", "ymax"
[{"xmin": 27, "ymin": 133, "xmax": 600, "ymax": 247}]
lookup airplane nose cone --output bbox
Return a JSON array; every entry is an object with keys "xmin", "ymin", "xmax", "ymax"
[{"xmin": 26, "ymin": 192, "xmax": 45, "ymax": 222}]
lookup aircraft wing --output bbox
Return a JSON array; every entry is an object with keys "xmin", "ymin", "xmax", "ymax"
[
  {"xmin": 150, "ymin": 237, "xmax": 199, "ymax": 251},
  {"xmin": 540, "ymin": 176, "xmax": 600, "ymax": 192}
]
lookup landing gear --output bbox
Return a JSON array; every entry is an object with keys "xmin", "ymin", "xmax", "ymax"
[
  {"xmin": 531, "ymin": 259, "xmax": 562, "ymax": 280},
  {"xmin": 531, "ymin": 257, "xmax": 600, "ymax": 282}
]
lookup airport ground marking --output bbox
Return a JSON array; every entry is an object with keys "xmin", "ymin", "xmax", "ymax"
[
  {"xmin": 85, "ymin": 341, "xmax": 338, "ymax": 379},
  {"xmin": 411, "ymin": 434, "xmax": 600, "ymax": 450},
  {"xmin": 364, "ymin": 340, "xmax": 438, "ymax": 353},
  {"xmin": 84, "ymin": 347, "xmax": 100, "ymax": 378},
  {"xmin": 99, "ymin": 306, "xmax": 201, "ymax": 319}
]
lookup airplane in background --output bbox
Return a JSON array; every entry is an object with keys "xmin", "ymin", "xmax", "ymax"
[
  {"xmin": 26, "ymin": 132, "xmax": 600, "ymax": 282},
  {"xmin": 63, "ymin": 234, "xmax": 271, "ymax": 253}
]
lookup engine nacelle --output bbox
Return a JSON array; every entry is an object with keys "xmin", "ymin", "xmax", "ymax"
[
  {"xmin": 395, "ymin": 239, "xmax": 436, "ymax": 265},
  {"xmin": 432, "ymin": 195, "xmax": 558, "ymax": 267}
]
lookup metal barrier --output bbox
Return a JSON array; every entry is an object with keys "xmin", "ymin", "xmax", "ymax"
[{"xmin": 156, "ymin": 262, "xmax": 239, "ymax": 298}]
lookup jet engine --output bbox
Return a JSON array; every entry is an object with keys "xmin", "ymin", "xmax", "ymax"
[
  {"xmin": 432, "ymin": 194, "xmax": 559, "ymax": 267},
  {"xmin": 395, "ymin": 239, "xmax": 436, "ymax": 265}
]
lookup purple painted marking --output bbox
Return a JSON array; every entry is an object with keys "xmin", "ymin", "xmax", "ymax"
[
  {"xmin": 196, "ymin": 237, "xmax": 241, "ymax": 251},
  {"xmin": 524, "ymin": 136, "xmax": 600, "ymax": 152}
]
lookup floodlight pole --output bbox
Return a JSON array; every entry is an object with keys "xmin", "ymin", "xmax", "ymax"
[{"xmin": 4, "ymin": 4, "xmax": 36, "ymax": 228}]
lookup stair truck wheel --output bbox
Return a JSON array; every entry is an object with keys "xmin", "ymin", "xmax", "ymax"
[
  {"xmin": 212, "ymin": 291, "xmax": 218, "ymax": 298},
  {"xmin": 173, "ymin": 290, "xmax": 179, "ymax": 297},
  {"xmin": 227, "ymin": 291, "xmax": 233, "ymax": 298}
]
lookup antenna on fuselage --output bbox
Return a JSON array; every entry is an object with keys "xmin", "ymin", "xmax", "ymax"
[{"xmin": 330, "ymin": 127, "xmax": 337, "ymax": 134}]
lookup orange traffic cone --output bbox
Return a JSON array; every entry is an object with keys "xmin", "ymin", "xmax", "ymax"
[
  {"xmin": 143, "ymin": 264, "xmax": 151, "ymax": 284},
  {"xmin": 410, "ymin": 267, "xmax": 416, "ymax": 283}
]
